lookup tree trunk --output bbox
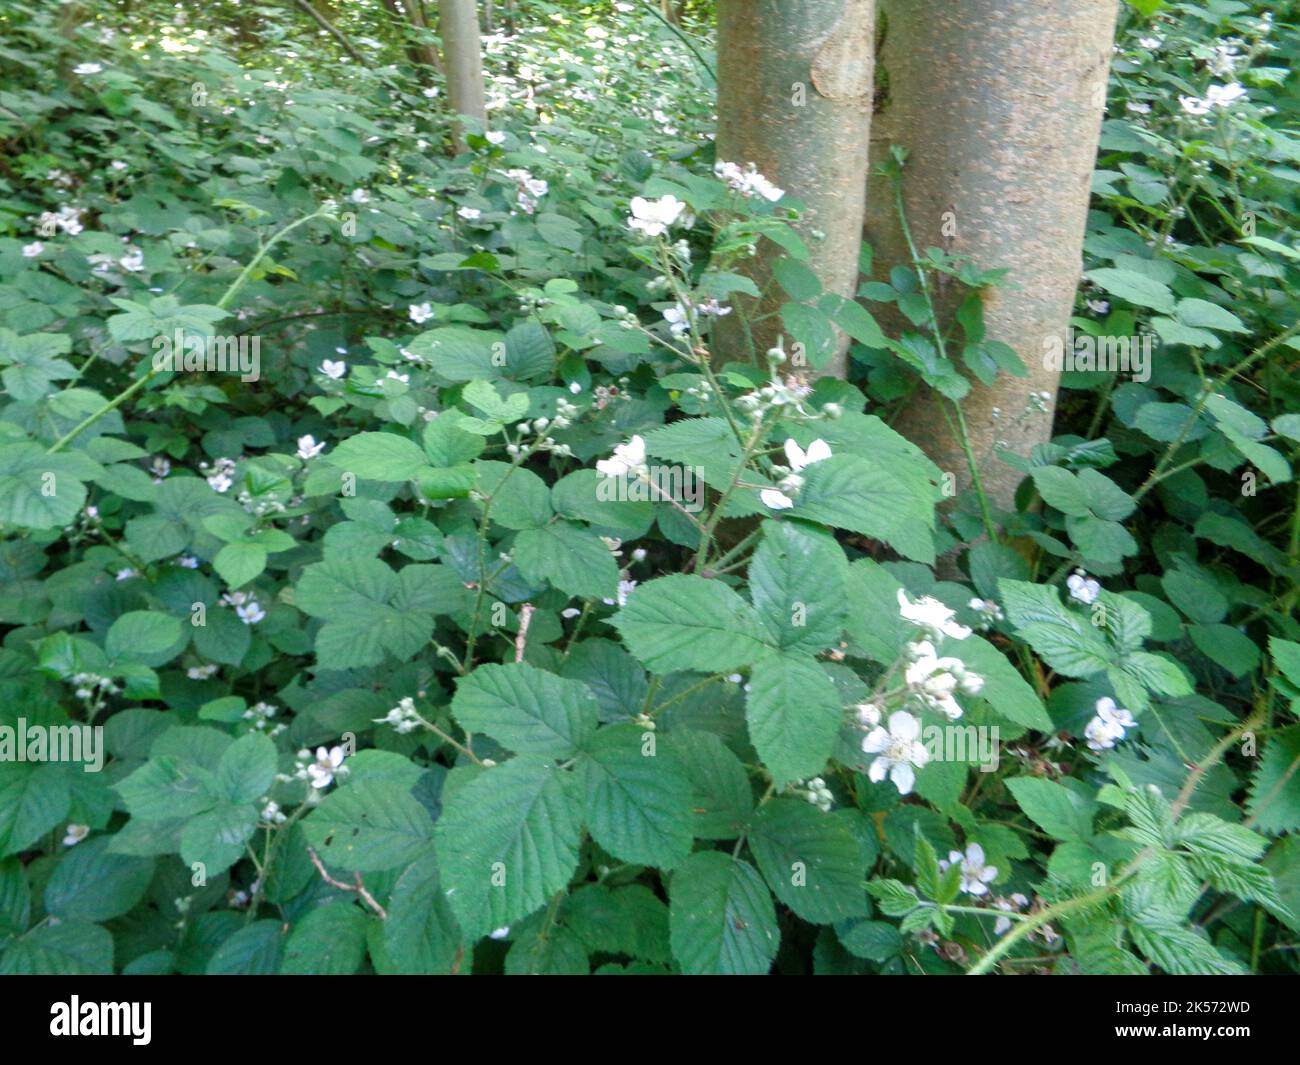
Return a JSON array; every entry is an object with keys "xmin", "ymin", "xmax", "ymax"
[
  {"xmin": 714, "ymin": 0, "xmax": 875, "ymax": 379},
  {"xmin": 384, "ymin": 0, "xmax": 444, "ymax": 77},
  {"xmin": 865, "ymin": 0, "xmax": 1119, "ymax": 508},
  {"xmin": 437, "ymin": 0, "xmax": 488, "ymax": 152}
]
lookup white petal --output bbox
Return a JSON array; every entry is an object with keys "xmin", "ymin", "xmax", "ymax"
[
  {"xmin": 890, "ymin": 762, "xmax": 915, "ymax": 795},
  {"xmin": 804, "ymin": 438, "xmax": 832, "ymax": 464},
  {"xmin": 889, "ymin": 710, "xmax": 920, "ymax": 742},
  {"xmin": 867, "ymin": 757, "xmax": 889, "ymax": 783},
  {"xmin": 760, "ymin": 489, "xmax": 795, "ymax": 510},
  {"xmin": 783, "ymin": 437, "xmax": 808, "ymax": 471},
  {"xmin": 862, "ymin": 727, "xmax": 890, "ymax": 754}
]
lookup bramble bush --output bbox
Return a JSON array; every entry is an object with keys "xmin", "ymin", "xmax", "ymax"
[{"xmin": 0, "ymin": 0, "xmax": 1297, "ymax": 975}]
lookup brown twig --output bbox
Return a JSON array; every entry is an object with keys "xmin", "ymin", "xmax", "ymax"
[{"xmin": 306, "ymin": 846, "xmax": 388, "ymax": 919}]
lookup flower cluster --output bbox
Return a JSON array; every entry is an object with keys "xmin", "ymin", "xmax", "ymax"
[
  {"xmin": 627, "ymin": 194, "xmax": 686, "ymax": 238},
  {"xmin": 222, "ymin": 591, "xmax": 265, "ymax": 625},
  {"xmin": 1084, "ymin": 696, "xmax": 1136, "ymax": 752},
  {"xmin": 502, "ymin": 167, "xmax": 549, "ymax": 213},
  {"xmin": 375, "ymin": 696, "xmax": 421, "ymax": 735},
  {"xmin": 713, "ymin": 160, "xmax": 785, "ymax": 202},
  {"xmin": 940, "ymin": 843, "xmax": 998, "ymax": 897},
  {"xmin": 790, "ymin": 776, "xmax": 834, "ymax": 813}
]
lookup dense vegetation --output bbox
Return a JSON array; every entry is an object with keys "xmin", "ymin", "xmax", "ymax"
[{"xmin": 0, "ymin": 0, "xmax": 1297, "ymax": 976}]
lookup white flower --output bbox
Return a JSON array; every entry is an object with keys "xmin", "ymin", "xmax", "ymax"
[
  {"xmin": 21, "ymin": 241, "xmax": 43, "ymax": 258},
  {"xmin": 761, "ymin": 438, "xmax": 831, "ymax": 510},
  {"xmin": 595, "ymin": 435, "xmax": 648, "ymax": 479},
  {"xmin": 485, "ymin": 130, "xmax": 506, "ymax": 145},
  {"xmin": 504, "ymin": 168, "xmax": 548, "ymax": 212},
  {"xmin": 1206, "ymin": 82, "xmax": 1247, "ymax": 107},
  {"xmin": 409, "ymin": 302, "xmax": 435, "ymax": 324},
  {"xmin": 855, "ymin": 703, "xmax": 882, "ymax": 727},
  {"xmin": 296, "ymin": 434, "xmax": 326, "ymax": 460},
  {"xmin": 73, "ymin": 62, "xmax": 104, "ymax": 75},
  {"xmin": 862, "ymin": 711, "xmax": 929, "ymax": 795},
  {"xmin": 119, "ymin": 247, "xmax": 145, "ymax": 272},
  {"xmin": 627, "ymin": 194, "xmax": 686, "ymax": 238},
  {"xmin": 349, "ymin": 188, "xmax": 371, "ymax": 204},
  {"xmin": 63, "ymin": 824, "xmax": 90, "ymax": 846},
  {"xmin": 941, "ymin": 843, "xmax": 998, "ymax": 897},
  {"xmin": 385, "ymin": 370, "xmax": 410, "ymax": 385},
  {"xmin": 110, "ymin": 160, "xmax": 128, "ymax": 172},
  {"xmin": 187, "ymin": 663, "xmax": 219, "ymax": 680},
  {"xmin": 1084, "ymin": 696, "xmax": 1136, "ymax": 752},
  {"xmin": 177, "ymin": 554, "xmax": 200, "ymax": 568},
  {"xmin": 1180, "ymin": 83, "xmax": 1247, "ymax": 116},
  {"xmin": 1066, "ymin": 569, "xmax": 1101, "ymax": 605},
  {"xmin": 489, "ymin": 926, "xmax": 511, "ymax": 940},
  {"xmin": 457, "ymin": 205, "xmax": 482, "ymax": 221},
  {"xmin": 422, "ymin": 86, "xmax": 439, "ymax": 98},
  {"xmin": 319, "ymin": 359, "xmax": 346, "ymax": 379},
  {"xmin": 234, "ymin": 599, "xmax": 266, "ymax": 625},
  {"xmin": 897, "ymin": 589, "xmax": 972, "ymax": 641},
  {"xmin": 308, "ymin": 746, "xmax": 345, "ymax": 790}
]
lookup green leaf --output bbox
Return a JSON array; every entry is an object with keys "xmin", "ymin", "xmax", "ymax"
[
  {"xmin": 1084, "ymin": 268, "xmax": 1176, "ymax": 314},
  {"xmin": 451, "ymin": 662, "xmax": 599, "ymax": 758},
  {"xmin": 106, "ymin": 610, "xmax": 183, "ymax": 661},
  {"xmin": 434, "ymin": 759, "xmax": 584, "ymax": 940},
  {"xmin": 748, "ymin": 520, "xmax": 848, "ymax": 654},
  {"xmin": 1247, "ymin": 724, "xmax": 1300, "ymax": 835},
  {"xmin": 0, "ymin": 921, "xmax": 113, "ymax": 975},
  {"xmin": 747, "ymin": 800, "xmax": 868, "ymax": 923},
  {"xmin": 216, "ymin": 732, "xmax": 278, "ymax": 804},
  {"xmin": 959, "ymin": 636, "xmax": 1054, "ymax": 731},
  {"xmin": 578, "ymin": 723, "xmax": 693, "ymax": 869},
  {"xmin": 668, "ymin": 852, "xmax": 779, "ymax": 975},
  {"xmin": 613, "ymin": 574, "xmax": 770, "ymax": 674},
  {"xmin": 0, "ymin": 762, "xmax": 71, "ymax": 856},
  {"xmin": 793, "ymin": 454, "xmax": 936, "ymax": 564},
  {"xmin": 281, "ymin": 902, "xmax": 368, "ymax": 975},
  {"xmin": 379, "ymin": 852, "xmax": 464, "ymax": 975},
  {"xmin": 329, "ymin": 432, "xmax": 429, "ymax": 481},
  {"xmin": 999, "ymin": 579, "xmax": 1113, "ymax": 677},
  {"xmin": 213, "ymin": 541, "xmax": 266, "ymax": 588},
  {"xmin": 302, "ymin": 778, "xmax": 434, "ymax": 872},
  {"xmin": 205, "ymin": 920, "xmax": 285, "ymax": 974},
  {"xmin": 180, "ymin": 802, "xmax": 257, "ymax": 875},
  {"xmin": 1006, "ymin": 777, "xmax": 1097, "ymax": 843},
  {"xmin": 668, "ymin": 730, "xmax": 754, "ymax": 840},
  {"xmin": 745, "ymin": 653, "xmax": 842, "ymax": 787},
  {"xmin": 512, "ymin": 522, "xmax": 620, "ymax": 600},
  {"xmin": 44, "ymin": 837, "xmax": 153, "ymax": 922},
  {"xmin": 0, "ymin": 444, "xmax": 97, "ymax": 530}
]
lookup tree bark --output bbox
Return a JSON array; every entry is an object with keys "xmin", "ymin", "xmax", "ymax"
[
  {"xmin": 384, "ymin": 0, "xmax": 444, "ymax": 76},
  {"xmin": 865, "ymin": 0, "xmax": 1119, "ymax": 508},
  {"xmin": 715, "ymin": 0, "xmax": 875, "ymax": 379},
  {"xmin": 437, "ymin": 0, "xmax": 489, "ymax": 152}
]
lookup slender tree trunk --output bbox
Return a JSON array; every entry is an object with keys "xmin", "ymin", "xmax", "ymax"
[
  {"xmin": 714, "ymin": 0, "xmax": 875, "ymax": 379},
  {"xmin": 865, "ymin": 0, "xmax": 1119, "ymax": 508},
  {"xmin": 438, "ymin": 0, "xmax": 488, "ymax": 152},
  {"xmin": 384, "ymin": 0, "xmax": 444, "ymax": 76}
]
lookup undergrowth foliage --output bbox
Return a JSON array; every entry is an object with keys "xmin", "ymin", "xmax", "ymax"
[{"xmin": 0, "ymin": 0, "xmax": 1296, "ymax": 976}]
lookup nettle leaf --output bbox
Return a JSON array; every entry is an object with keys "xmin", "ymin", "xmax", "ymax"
[
  {"xmin": 748, "ymin": 520, "xmax": 848, "ymax": 654},
  {"xmin": 668, "ymin": 851, "xmax": 779, "ymax": 975},
  {"xmin": 613, "ymin": 574, "xmax": 770, "ymax": 674},
  {"xmin": 512, "ymin": 521, "xmax": 620, "ymax": 600},
  {"xmin": 578, "ymin": 723, "xmax": 694, "ymax": 869},
  {"xmin": 434, "ymin": 758, "xmax": 584, "ymax": 941},
  {"xmin": 747, "ymin": 800, "xmax": 869, "ymax": 923},
  {"xmin": 450, "ymin": 662, "xmax": 599, "ymax": 757},
  {"xmin": 302, "ymin": 777, "xmax": 434, "ymax": 872},
  {"xmin": 746, "ymin": 652, "xmax": 842, "ymax": 787}
]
